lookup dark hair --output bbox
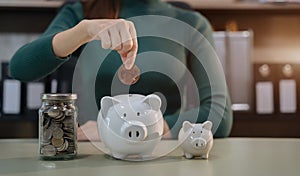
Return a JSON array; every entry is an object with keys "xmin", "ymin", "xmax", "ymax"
[{"xmin": 81, "ymin": 0, "xmax": 120, "ymax": 19}]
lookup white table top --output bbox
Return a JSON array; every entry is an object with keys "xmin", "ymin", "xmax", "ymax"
[{"xmin": 0, "ymin": 138, "xmax": 299, "ymax": 176}]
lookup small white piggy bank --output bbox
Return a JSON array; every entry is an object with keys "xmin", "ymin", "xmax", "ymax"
[
  {"xmin": 97, "ymin": 94, "xmax": 164, "ymax": 160},
  {"xmin": 178, "ymin": 121, "xmax": 213, "ymax": 159}
]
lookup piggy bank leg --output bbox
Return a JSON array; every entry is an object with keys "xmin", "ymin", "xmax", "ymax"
[
  {"xmin": 184, "ymin": 152, "xmax": 194, "ymax": 159},
  {"xmin": 140, "ymin": 151, "xmax": 153, "ymax": 160},
  {"xmin": 201, "ymin": 153, "xmax": 209, "ymax": 159},
  {"xmin": 112, "ymin": 152, "xmax": 127, "ymax": 160}
]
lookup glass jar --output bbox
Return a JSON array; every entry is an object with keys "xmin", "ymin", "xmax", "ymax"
[{"xmin": 39, "ymin": 93, "xmax": 78, "ymax": 160}]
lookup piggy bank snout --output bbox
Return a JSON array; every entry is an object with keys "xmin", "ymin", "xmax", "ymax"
[
  {"xmin": 121, "ymin": 121, "xmax": 147, "ymax": 141},
  {"xmin": 192, "ymin": 138, "xmax": 207, "ymax": 149}
]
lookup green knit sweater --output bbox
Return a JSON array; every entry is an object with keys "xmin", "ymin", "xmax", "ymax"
[{"xmin": 9, "ymin": 0, "xmax": 232, "ymax": 138}]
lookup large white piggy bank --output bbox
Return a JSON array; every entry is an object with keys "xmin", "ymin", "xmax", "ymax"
[
  {"xmin": 178, "ymin": 121, "xmax": 213, "ymax": 159},
  {"xmin": 97, "ymin": 94, "xmax": 164, "ymax": 160}
]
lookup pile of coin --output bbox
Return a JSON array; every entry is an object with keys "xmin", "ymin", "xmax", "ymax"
[{"xmin": 39, "ymin": 102, "xmax": 77, "ymax": 157}]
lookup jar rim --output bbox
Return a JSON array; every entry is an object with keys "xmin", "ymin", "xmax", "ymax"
[{"xmin": 41, "ymin": 93, "xmax": 77, "ymax": 100}]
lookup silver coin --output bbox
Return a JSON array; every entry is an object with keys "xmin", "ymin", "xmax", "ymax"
[
  {"xmin": 57, "ymin": 140, "xmax": 69, "ymax": 152},
  {"xmin": 63, "ymin": 118, "xmax": 73, "ymax": 125},
  {"xmin": 66, "ymin": 104, "xmax": 76, "ymax": 110},
  {"xmin": 64, "ymin": 132, "xmax": 74, "ymax": 139},
  {"xmin": 54, "ymin": 112, "xmax": 65, "ymax": 121},
  {"xmin": 63, "ymin": 125, "xmax": 74, "ymax": 131},
  {"xmin": 41, "ymin": 145, "xmax": 57, "ymax": 156},
  {"xmin": 62, "ymin": 106, "xmax": 67, "ymax": 112},
  {"xmin": 43, "ymin": 117, "xmax": 51, "ymax": 129},
  {"xmin": 117, "ymin": 64, "xmax": 140, "ymax": 85},
  {"xmin": 65, "ymin": 109, "xmax": 74, "ymax": 116},
  {"xmin": 63, "ymin": 128, "xmax": 74, "ymax": 134},
  {"xmin": 52, "ymin": 127, "xmax": 64, "ymax": 139},
  {"xmin": 49, "ymin": 120, "xmax": 62, "ymax": 130},
  {"xmin": 63, "ymin": 117, "xmax": 74, "ymax": 128},
  {"xmin": 43, "ymin": 128, "xmax": 53, "ymax": 141},
  {"xmin": 64, "ymin": 136, "xmax": 72, "ymax": 140},
  {"xmin": 62, "ymin": 140, "xmax": 69, "ymax": 151},
  {"xmin": 47, "ymin": 106, "xmax": 62, "ymax": 118}
]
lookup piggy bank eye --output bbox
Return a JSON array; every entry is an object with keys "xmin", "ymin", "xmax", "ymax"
[
  {"xmin": 192, "ymin": 131, "xmax": 195, "ymax": 134},
  {"xmin": 200, "ymin": 131, "xmax": 203, "ymax": 134},
  {"xmin": 137, "ymin": 112, "xmax": 140, "ymax": 116},
  {"xmin": 123, "ymin": 113, "xmax": 127, "ymax": 117}
]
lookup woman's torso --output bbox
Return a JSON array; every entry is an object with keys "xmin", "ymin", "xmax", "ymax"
[{"xmin": 94, "ymin": 0, "xmax": 194, "ymax": 114}]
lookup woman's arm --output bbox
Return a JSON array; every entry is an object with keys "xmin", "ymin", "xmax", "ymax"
[
  {"xmin": 9, "ymin": 3, "xmax": 83, "ymax": 82},
  {"xmin": 10, "ymin": 3, "xmax": 138, "ymax": 82},
  {"xmin": 52, "ymin": 19, "xmax": 137, "ymax": 67}
]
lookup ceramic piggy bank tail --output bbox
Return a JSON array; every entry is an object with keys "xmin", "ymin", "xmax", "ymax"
[{"xmin": 178, "ymin": 121, "xmax": 214, "ymax": 159}]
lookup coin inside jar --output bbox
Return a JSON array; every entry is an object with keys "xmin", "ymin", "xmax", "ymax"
[
  {"xmin": 117, "ymin": 64, "xmax": 140, "ymax": 85},
  {"xmin": 47, "ymin": 106, "xmax": 61, "ymax": 118},
  {"xmin": 41, "ymin": 145, "xmax": 57, "ymax": 156}
]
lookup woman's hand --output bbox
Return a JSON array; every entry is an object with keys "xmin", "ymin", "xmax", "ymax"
[
  {"xmin": 77, "ymin": 120, "xmax": 100, "ymax": 141},
  {"xmin": 85, "ymin": 19, "xmax": 138, "ymax": 69},
  {"xmin": 53, "ymin": 19, "xmax": 138, "ymax": 69},
  {"xmin": 163, "ymin": 119, "xmax": 172, "ymax": 139}
]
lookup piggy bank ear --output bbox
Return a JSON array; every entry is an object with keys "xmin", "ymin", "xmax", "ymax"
[
  {"xmin": 142, "ymin": 94, "xmax": 161, "ymax": 111},
  {"xmin": 100, "ymin": 96, "xmax": 120, "ymax": 117},
  {"xmin": 202, "ymin": 121, "xmax": 213, "ymax": 131},
  {"xmin": 182, "ymin": 121, "xmax": 193, "ymax": 132}
]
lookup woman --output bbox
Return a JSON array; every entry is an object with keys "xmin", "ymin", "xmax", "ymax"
[{"xmin": 9, "ymin": 0, "xmax": 232, "ymax": 140}]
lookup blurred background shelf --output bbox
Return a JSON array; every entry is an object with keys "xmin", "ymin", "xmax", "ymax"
[
  {"xmin": 2, "ymin": 0, "xmax": 300, "ymax": 10},
  {"xmin": 0, "ymin": 0, "xmax": 64, "ymax": 8}
]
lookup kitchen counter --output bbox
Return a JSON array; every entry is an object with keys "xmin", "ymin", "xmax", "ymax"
[{"xmin": 0, "ymin": 138, "xmax": 299, "ymax": 176}]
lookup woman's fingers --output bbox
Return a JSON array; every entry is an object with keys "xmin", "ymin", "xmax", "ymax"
[
  {"xmin": 98, "ymin": 30, "xmax": 111, "ymax": 49},
  {"xmin": 88, "ymin": 19, "xmax": 138, "ymax": 69},
  {"xmin": 129, "ymin": 21, "xmax": 138, "ymax": 54},
  {"xmin": 109, "ymin": 25, "xmax": 122, "ymax": 51},
  {"xmin": 119, "ymin": 21, "xmax": 137, "ymax": 69},
  {"xmin": 122, "ymin": 50, "xmax": 136, "ymax": 70},
  {"xmin": 77, "ymin": 121, "xmax": 100, "ymax": 141},
  {"xmin": 119, "ymin": 29, "xmax": 134, "ymax": 54}
]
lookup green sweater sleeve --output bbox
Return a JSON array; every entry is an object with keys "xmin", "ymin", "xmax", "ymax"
[
  {"xmin": 9, "ymin": 2, "xmax": 84, "ymax": 82},
  {"xmin": 164, "ymin": 12, "xmax": 233, "ymax": 138}
]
